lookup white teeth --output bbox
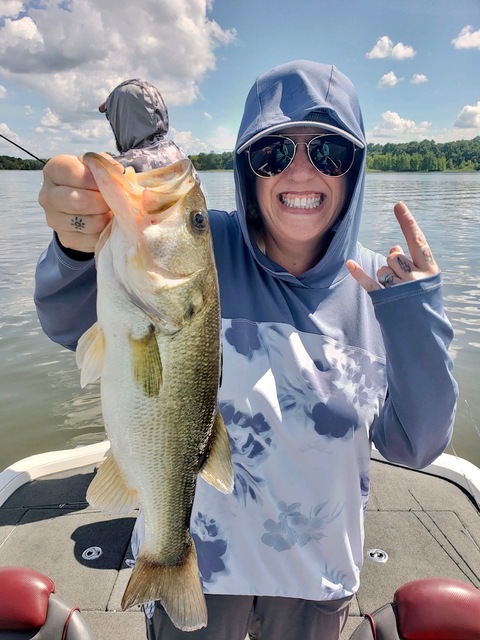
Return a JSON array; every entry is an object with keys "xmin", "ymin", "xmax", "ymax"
[{"xmin": 280, "ymin": 194, "xmax": 325, "ymax": 209}]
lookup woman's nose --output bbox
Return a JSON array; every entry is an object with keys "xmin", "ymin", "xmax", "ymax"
[{"xmin": 288, "ymin": 143, "xmax": 316, "ymax": 179}]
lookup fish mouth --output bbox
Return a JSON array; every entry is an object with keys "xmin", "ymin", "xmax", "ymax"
[{"xmin": 279, "ymin": 193, "xmax": 326, "ymax": 209}]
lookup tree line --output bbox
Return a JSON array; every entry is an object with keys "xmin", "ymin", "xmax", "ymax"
[
  {"xmin": 191, "ymin": 138, "xmax": 480, "ymax": 172},
  {"xmin": 2, "ymin": 137, "xmax": 479, "ymax": 171},
  {"xmin": 0, "ymin": 155, "xmax": 46, "ymax": 170},
  {"xmin": 366, "ymin": 137, "xmax": 480, "ymax": 172}
]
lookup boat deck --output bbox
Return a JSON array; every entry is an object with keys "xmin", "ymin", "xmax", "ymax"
[{"xmin": 0, "ymin": 459, "xmax": 479, "ymax": 639}]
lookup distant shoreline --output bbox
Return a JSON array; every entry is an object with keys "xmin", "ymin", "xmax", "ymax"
[
  {"xmin": 2, "ymin": 134, "xmax": 479, "ymax": 173},
  {"xmin": 2, "ymin": 168, "xmax": 479, "ymax": 174}
]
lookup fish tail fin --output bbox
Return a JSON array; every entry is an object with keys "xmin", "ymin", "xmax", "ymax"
[
  {"xmin": 87, "ymin": 453, "xmax": 139, "ymax": 514},
  {"xmin": 122, "ymin": 543, "xmax": 207, "ymax": 632},
  {"xmin": 200, "ymin": 411, "xmax": 234, "ymax": 494}
]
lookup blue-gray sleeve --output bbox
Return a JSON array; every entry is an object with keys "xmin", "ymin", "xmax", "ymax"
[
  {"xmin": 370, "ymin": 273, "xmax": 458, "ymax": 469},
  {"xmin": 34, "ymin": 234, "xmax": 98, "ymax": 351}
]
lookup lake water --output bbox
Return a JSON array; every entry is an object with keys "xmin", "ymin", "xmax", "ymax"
[{"xmin": 1, "ymin": 170, "xmax": 479, "ymax": 471}]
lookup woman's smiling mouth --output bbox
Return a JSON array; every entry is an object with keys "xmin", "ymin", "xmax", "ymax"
[{"xmin": 279, "ymin": 193, "xmax": 326, "ymax": 209}]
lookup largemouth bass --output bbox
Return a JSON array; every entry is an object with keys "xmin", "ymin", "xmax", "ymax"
[{"xmin": 77, "ymin": 153, "xmax": 234, "ymax": 631}]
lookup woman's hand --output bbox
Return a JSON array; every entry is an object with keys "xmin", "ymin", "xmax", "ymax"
[
  {"xmin": 346, "ymin": 201, "xmax": 439, "ymax": 292},
  {"xmin": 38, "ymin": 154, "xmax": 114, "ymax": 253}
]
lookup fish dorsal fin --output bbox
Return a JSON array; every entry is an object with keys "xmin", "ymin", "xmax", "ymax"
[
  {"xmin": 87, "ymin": 452, "xmax": 140, "ymax": 514},
  {"xmin": 130, "ymin": 328, "xmax": 163, "ymax": 396},
  {"xmin": 76, "ymin": 322, "xmax": 105, "ymax": 387},
  {"xmin": 199, "ymin": 411, "xmax": 234, "ymax": 494}
]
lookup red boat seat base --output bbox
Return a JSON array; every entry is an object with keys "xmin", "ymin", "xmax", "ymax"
[
  {"xmin": 349, "ymin": 577, "xmax": 480, "ymax": 639},
  {"xmin": 0, "ymin": 566, "xmax": 93, "ymax": 640}
]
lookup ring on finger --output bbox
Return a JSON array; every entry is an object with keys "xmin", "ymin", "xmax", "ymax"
[{"xmin": 379, "ymin": 272, "xmax": 395, "ymax": 287}]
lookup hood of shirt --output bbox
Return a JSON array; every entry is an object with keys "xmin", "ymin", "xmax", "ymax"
[
  {"xmin": 104, "ymin": 78, "xmax": 169, "ymax": 152},
  {"xmin": 234, "ymin": 60, "xmax": 367, "ymax": 289}
]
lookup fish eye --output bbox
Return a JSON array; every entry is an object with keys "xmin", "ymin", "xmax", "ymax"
[{"xmin": 191, "ymin": 210, "xmax": 208, "ymax": 231}]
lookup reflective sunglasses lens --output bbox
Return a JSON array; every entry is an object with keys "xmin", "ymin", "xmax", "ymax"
[
  {"xmin": 308, "ymin": 136, "xmax": 355, "ymax": 176},
  {"xmin": 248, "ymin": 137, "xmax": 295, "ymax": 177}
]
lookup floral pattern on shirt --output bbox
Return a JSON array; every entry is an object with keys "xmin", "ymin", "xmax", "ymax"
[
  {"xmin": 261, "ymin": 500, "xmax": 342, "ymax": 552},
  {"xmin": 225, "ymin": 319, "xmax": 262, "ymax": 359},
  {"xmin": 220, "ymin": 401, "xmax": 273, "ymax": 505},
  {"xmin": 192, "ymin": 512, "xmax": 228, "ymax": 587}
]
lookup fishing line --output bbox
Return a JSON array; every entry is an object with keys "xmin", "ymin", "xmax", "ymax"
[
  {"xmin": 0, "ymin": 133, "xmax": 46, "ymax": 165},
  {"xmin": 464, "ymin": 399, "xmax": 480, "ymax": 441}
]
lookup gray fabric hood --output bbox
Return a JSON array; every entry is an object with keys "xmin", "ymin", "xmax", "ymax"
[
  {"xmin": 233, "ymin": 60, "xmax": 367, "ymax": 288},
  {"xmin": 104, "ymin": 78, "xmax": 169, "ymax": 152}
]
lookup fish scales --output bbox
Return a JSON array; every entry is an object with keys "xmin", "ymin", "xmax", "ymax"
[{"xmin": 77, "ymin": 154, "xmax": 234, "ymax": 631}]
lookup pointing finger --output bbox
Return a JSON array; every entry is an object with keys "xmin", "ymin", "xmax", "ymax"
[{"xmin": 394, "ymin": 202, "xmax": 438, "ymax": 272}]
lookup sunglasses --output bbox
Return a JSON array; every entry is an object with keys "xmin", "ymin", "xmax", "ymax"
[{"xmin": 246, "ymin": 134, "xmax": 357, "ymax": 178}]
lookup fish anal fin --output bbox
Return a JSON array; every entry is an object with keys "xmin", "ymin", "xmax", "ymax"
[
  {"xmin": 200, "ymin": 411, "xmax": 234, "ymax": 494},
  {"xmin": 122, "ymin": 543, "xmax": 207, "ymax": 631},
  {"xmin": 76, "ymin": 322, "xmax": 105, "ymax": 387},
  {"xmin": 86, "ymin": 453, "xmax": 139, "ymax": 514},
  {"xmin": 130, "ymin": 328, "xmax": 162, "ymax": 396}
]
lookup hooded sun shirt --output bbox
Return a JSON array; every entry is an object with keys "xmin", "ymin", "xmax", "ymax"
[{"xmin": 35, "ymin": 61, "xmax": 457, "ymax": 604}]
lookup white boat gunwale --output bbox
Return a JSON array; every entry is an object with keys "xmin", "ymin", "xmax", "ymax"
[{"xmin": 1, "ymin": 441, "xmax": 479, "ymax": 510}]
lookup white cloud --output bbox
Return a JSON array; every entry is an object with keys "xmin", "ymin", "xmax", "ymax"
[
  {"xmin": 0, "ymin": 0, "xmax": 24, "ymax": 18},
  {"xmin": 452, "ymin": 25, "xmax": 480, "ymax": 50},
  {"xmin": 411, "ymin": 74, "xmax": 428, "ymax": 84},
  {"xmin": 207, "ymin": 125, "xmax": 236, "ymax": 152},
  {"xmin": 391, "ymin": 42, "xmax": 416, "ymax": 60},
  {"xmin": 204, "ymin": 112, "xmax": 213, "ymax": 120},
  {"xmin": 454, "ymin": 102, "xmax": 480, "ymax": 128},
  {"xmin": 170, "ymin": 123, "xmax": 236, "ymax": 154},
  {"xmin": 170, "ymin": 128, "xmax": 205, "ymax": 155},
  {"xmin": 370, "ymin": 111, "xmax": 432, "ymax": 139},
  {"xmin": 378, "ymin": 71, "xmax": 402, "ymax": 88},
  {"xmin": 0, "ymin": 16, "xmax": 44, "ymax": 59},
  {"xmin": 36, "ymin": 107, "xmax": 70, "ymax": 132},
  {"xmin": 0, "ymin": 84, "xmax": 6, "ymax": 99},
  {"xmin": 366, "ymin": 36, "xmax": 416, "ymax": 60},
  {"xmin": 0, "ymin": 0, "xmax": 236, "ymax": 119},
  {"xmin": 0, "ymin": 122, "xmax": 22, "ymax": 151},
  {"xmin": 0, "ymin": 121, "xmax": 18, "ymax": 138},
  {"xmin": 25, "ymin": 105, "xmax": 33, "ymax": 115}
]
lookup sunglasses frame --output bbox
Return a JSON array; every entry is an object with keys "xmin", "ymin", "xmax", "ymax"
[{"xmin": 246, "ymin": 133, "xmax": 357, "ymax": 179}]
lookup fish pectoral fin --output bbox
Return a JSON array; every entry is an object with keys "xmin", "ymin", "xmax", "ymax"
[
  {"xmin": 86, "ymin": 453, "xmax": 139, "ymax": 514},
  {"xmin": 200, "ymin": 411, "xmax": 234, "ymax": 494},
  {"xmin": 130, "ymin": 328, "xmax": 163, "ymax": 396},
  {"xmin": 76, "ymin": 322, "xmax": 106, "ymax": 387},
  {"xmin": 122, "ymin": 543, "xmax": 207, "ymax": 632}
]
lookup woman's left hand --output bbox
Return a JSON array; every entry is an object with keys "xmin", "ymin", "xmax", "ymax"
[{"xmin": 346, "ymin": 201, "xmax": 440, "ymax": 292}]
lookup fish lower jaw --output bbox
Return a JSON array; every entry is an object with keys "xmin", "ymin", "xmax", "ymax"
[{"xmin": 279, "ymin": 193, "xmax": 325, "ymax": 209}]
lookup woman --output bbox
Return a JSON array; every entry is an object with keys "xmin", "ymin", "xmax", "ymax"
[{"xmin": 35, "ymin": 60, "xmax": 457, "ymax": 640}]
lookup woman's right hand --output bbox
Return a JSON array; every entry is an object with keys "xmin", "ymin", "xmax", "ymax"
[{"xmin": 38, "ymin": 154, "xmax": 113, "ymax": 253}]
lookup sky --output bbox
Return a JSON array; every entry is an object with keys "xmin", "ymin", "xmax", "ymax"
[{"xmin": 0, "ymin": 0, "xmax": 479, "ymax": 160}]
